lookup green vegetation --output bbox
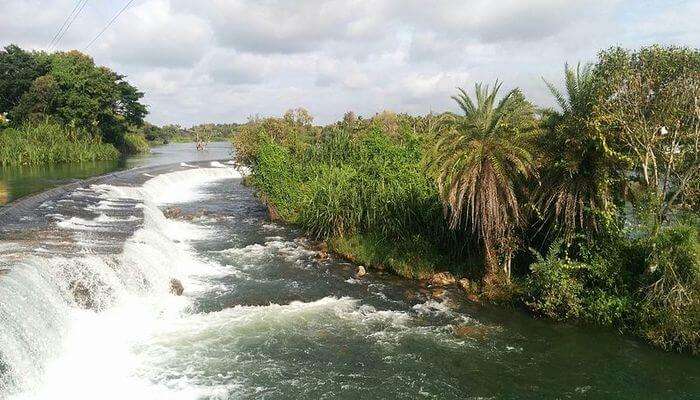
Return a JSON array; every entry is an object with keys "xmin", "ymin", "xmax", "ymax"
[
  {"xmin": 0, "ymin": 122, "xmax": 119, "ymax": 166},
  {"xmin": 233, "ymin": 45, "xmax": 700, "ymax": 354},
  {"xmin": 0, "ymin": 44, "xmax": 149, "ymax": 164}
]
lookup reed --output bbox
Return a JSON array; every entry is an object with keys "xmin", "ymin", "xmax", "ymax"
[{"xmin": 0, "ymin": 122, "xmax": 119, "ymax": 166}]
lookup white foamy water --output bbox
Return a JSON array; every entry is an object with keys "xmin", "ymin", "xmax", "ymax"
[{"xmin": 0, "ymin": 167, "xmax": 243, "ymax": 399}]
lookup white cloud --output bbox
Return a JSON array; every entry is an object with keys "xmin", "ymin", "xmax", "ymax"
[{"xmin": 1, "ymin": 0, "xmax": 698, "ymax": 126}]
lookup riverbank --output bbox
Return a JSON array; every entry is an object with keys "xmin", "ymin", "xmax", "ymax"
[{"xmin": 234, "ymin": 107, "xmax": 699, "ymax": 355}]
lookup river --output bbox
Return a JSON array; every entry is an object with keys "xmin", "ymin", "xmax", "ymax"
[{"xmin": 0, "ymin": 143, "xmax": 698, "ymax": 399}]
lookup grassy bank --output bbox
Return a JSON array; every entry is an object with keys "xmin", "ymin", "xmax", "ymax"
[{"xmin": 0, "ymin": 122, "xmax": 119, "ymax": 166}]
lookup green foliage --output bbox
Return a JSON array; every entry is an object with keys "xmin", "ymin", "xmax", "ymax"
[
  {"xmin": 2, "ymin": 45, "xmax": 147, "ymax": 147},
  {"xmin": 252, "ymin": 137, "xmax": 305, "ymax": 221},
  {"xmin": 538, "ymin": 64, "xmax": 627, "ymax": 238},
  {"xmin": 524, "ymin": 236, "xmax": 637, "ymax": 325},
  {"xmin": 639, "ymin": 221, "xmax": 700, "ymax": 353},
  {"xmin": 329, "ymin": 232, "xmax": 468, "ymax": 279},
  {"xmin": 244, "ymin": 109, "xmax": 476, "ymax": 279},
  {"xmin": 594, "ymin": 45, "xmax": 700, "ymax": 231},
  {"xmin": 0, "ymin": 122, "xmax": 118, "ymax": 166},
  {"xmin": 0, "ymin": 44, "xmax": 50, "ymax": 113},
  {"xmin": 119, "ymin": 132, "xmax": 150, "ymax": 155}
]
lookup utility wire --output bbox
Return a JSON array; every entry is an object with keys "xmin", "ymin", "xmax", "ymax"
[
  {"xmin": 85, "ymin": 0, "xmax": 135, "ymax": 50},
  {"xmin": 51, "ymin": 0, "xmax": 89, "ymax": 49},
  {"xmin": 48, "ymin": 0, "xmax": 83, "ymax": 48}
]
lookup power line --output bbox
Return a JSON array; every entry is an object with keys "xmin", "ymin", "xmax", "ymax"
[
  {"xmin": 48, "ymin": 0, "xmax": 83, "ymax": 48},
  {"xmin": 51, "ymin": 0, "xmax": 89, "ymax": 49},
  {"xmin": 85, "ymin": 0, "xmax": 135, "ymax": 50}
]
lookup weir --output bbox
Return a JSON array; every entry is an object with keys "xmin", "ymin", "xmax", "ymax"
[{"xmin": 0, "ymin": 161, "xmax": 243, "ymax": 398}]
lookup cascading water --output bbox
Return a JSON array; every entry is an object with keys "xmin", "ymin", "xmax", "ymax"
[
  {"xmin": 0, "ymin": 164, "xmax": 243, "ymax": 399},
  {"xmin": 1, "ymin": 161, "xmax": 698, "ymax": 400}
]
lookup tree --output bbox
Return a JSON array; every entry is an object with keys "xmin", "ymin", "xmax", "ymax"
[
  {"xmin": 537, "ymin": 64, "xmax": 626, "ymax": 238},
  {"xmin": 429, "ymin": 81, "xmax": 539, "ymax": 282},
  {"xmin": 0, "ymin": 44, "xmax": 50, "ymax": 113},
  {"xmin": 8, "ymin": 75, "xmax": 59, "ymax": 123},
  {"xmin": 45, "ymin": 51, "xmax": 147, "ymax": 144},
  {"xmin": 595, "ymin": 46, "xmax": 700, "ymax": 232}
]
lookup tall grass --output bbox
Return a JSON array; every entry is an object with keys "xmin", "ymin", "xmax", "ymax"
[{"xmin": 0, "ymin": 122, "xmax": 119, "ymax": 166}]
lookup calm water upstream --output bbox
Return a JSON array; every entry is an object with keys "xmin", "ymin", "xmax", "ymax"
[
  {"xmin": 0, "ymin": 142, "xmax": 233, "ymax": 205},
  {"xmin": 0, "ymin": 145, "xmax": 698, "ymax": 399}
]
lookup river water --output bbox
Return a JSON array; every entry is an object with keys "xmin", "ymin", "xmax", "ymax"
[{"xmin": 0, "ymin": 144, "xmax": 698, "ymax": 399}]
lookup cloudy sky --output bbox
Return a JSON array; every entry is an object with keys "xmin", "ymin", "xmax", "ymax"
[{"xmin": 1, "ymin": 0, "xmax": 698, "ymax": 126}]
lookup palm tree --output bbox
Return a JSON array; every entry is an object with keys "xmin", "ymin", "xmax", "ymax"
[
  {"xmin": 538, "ymin": 63, "xmax": 618, "ymax": 238},
  {"xmin": 429, "ymin": 80, "xmax": 538, "ymax": 282}
]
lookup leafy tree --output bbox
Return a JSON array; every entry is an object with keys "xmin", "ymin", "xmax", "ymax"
[
  {"xmin": 429, "ymin": 81, "xmax": 539, "ymax": 282},
  {"xmin": 595, "ymin": 45, "xmax": 700, "ymax": 232},
  {"xmin": 0, "ymin": 44, "xmax": 50, "ymax": 114},
  {"xmin": 9, "ymin": 75, "xmax": 59, "ymax": 123}
]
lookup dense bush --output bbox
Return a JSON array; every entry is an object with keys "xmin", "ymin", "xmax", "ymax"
[
  {"xmin": 639, "ymin": 221, "xmax": 700, "ymax": 353},
  {"xmin": 118, "ymin": 132, "xmax": 150, "ymax": 155},
  {"xmin": 0, "ymin": 122, "xmax": 119, "ymax": 166},
  {"xmin": 525, "ymin": 236, "xmax": 637, "ymax": 326}
]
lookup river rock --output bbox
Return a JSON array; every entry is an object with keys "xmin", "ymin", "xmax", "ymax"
[
  {"xmin": 452, "ymin": 324, "xmax": 491, "ymax": 340},
  {"xmin": 163, "ymin": 207, "xmax": 182, "ymax": 219},
  {"xmin": 315, "ymin": 250, "xmax": 329, "ymax": 261},
  {"xmin": 429, "ymin": 272, "xmax": 456, "ymax": 286},
  {"xmin": 69, "ymin": 281, "xmax": 95, "ymax": 310},
  {"xmin": 431, "ymin": 288, "xmax": 446, "ymax": 299},
  {"xmin": 169, "ymin": 279, "xmax": 184, "ymax": 296},
  {"xmin": 355, "ymin": 265, "xmax": 367, "ymax": 278}
]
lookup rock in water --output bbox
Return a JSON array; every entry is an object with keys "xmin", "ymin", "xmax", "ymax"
[
  {"xmin": 355, "ymin": 265, "xmax": 367, "ymax": 278},
  {"xmin": 69, "ymin": 281, "xmax": 95, "ymax": 309},
  {"xmin": 169, "ymin": 279, "xmax": 184, "ymax": 296},
  {"xmin": 429, "ymin": 272, "xmax": 456, "ymax": 286}
]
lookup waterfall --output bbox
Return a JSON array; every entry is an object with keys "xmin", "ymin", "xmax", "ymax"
[{"xmin": 0, "ymin": 166, "xmax": 243, "ymax": 398}]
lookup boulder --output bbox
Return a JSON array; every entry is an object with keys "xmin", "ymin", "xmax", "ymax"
[
  {"xmin": 458, "ymin": 278, "xmax": 479, "ymax": 294},
  {"xmin": 163, "ymin": 207, "xmax": 182, "ymax": 219},
  {"xmin": 355, "ymin": 265, "xmax": 367, "ymax": 278},
  {"xmin": 452, "ymin": 324, "xmax": 492, "ymax": 340},
  {"xmin": 466, "ymin": 293, "xmax": 480, "ymax": 302},
  {"xmin": 169, "ymin": 279, "xmax": 184, "ymax": 296},
  {"xmin": 69, "ymin": 281, "xmax": 95, "ymax": 309},
  {"xmin": 429, "ymin": 272, "xmax": 456, "ymax": 286}
]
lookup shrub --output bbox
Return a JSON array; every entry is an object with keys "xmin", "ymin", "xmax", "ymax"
[
  {"xmin": 119, "ymin": 132, "xmax": 150, "ymax": 154},
  {"xmin": 252, "ymin": 137, "xmax": 305, "ymax": 221},
  {"xmin": 524, "ymin": 236, "xmax": 637, "ymax": 325},
  {"xmin": 639, "ymin": 222, "xmax": 700, "ymax": 353}
]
